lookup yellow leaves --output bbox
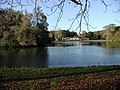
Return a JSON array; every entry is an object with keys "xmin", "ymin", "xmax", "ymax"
[
  {"xmin": 21, "ymin": 17, "xmax": 30, "ymax": 29},
  {"xmin": 1, "ymin": 74, "xmax": 120, "ymax": 90},
  {"xmin": 3, "ymin": 31, "xmax": 10, "ymax": 39}
]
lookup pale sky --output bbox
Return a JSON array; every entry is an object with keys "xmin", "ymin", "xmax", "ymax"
[
  {"xmin": 1, "ymin": 0, "xmax": 120, "ymax": 32},
  {"xmin": 45, "ymin": 0, "xmax": 120, "ymax": 32}
]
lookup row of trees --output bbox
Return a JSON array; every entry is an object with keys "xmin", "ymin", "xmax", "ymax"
[
  {"xmin": 81, "ymin": 24, "xmax": 120, "ymax": 41},
  {"xmin": 81, "ymin": 31, "xmax": 102, "ymax": 40},
  {"xmin": 0, "ymin": 8, "xmax": 79, "ymax": 47},
  {"xmin": 0, "ymin": 8, "xmax": 49, "ymax": 47},
  {"xmin": 0, "ymin": 8, "xmax": 119, "ymax": 47},
  {"xmin": 49, "ymin": 30, "xmax": 78, "ymax": 41}
]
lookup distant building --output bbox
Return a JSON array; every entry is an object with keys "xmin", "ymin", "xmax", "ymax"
[{"xmin": 62, "ymin": 36, "xmax": 81, "ymax": 40}]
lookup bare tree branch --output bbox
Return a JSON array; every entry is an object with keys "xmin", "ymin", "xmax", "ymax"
[
  {"xmin": 41, "ymin": 0, "xmax": 66, "ymax": 29},
  {"xmin": 68, "ymin": 0, "xmax": 90, "ymax": 33},
  {"xmin": 115, "ymin": 19, "xmax": 120, "ymax": 23},
  {"xmin": 0, "ymin": 0, "xmax": 117, "ymax": 33},
  {"xmin": 70, "ymin": 0, "xmax": 82, "ymax": 5},
  {"xmin": 101, "ymin": 0, "xmax": 112, "ymax": 13}
]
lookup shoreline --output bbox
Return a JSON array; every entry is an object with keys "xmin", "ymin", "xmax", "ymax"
[
  {"xmin": 53, "ymin": 39, "xmax": 112, "ymax": 42},
  {"xmin": 82, "ymin": 40, "xmax": 112, "ymax": 42}
]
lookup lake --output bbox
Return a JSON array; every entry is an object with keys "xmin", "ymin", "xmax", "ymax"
[{"xmin": 0, "ymin": 41, "xmax": 120, "ymax": 67}]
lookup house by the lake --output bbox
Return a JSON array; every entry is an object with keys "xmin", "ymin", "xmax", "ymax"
[{"xmin": 63, "ymin": 37, "xmax": 81, "ymax": 40}]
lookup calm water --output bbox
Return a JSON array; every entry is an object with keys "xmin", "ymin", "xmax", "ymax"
[{"xmin": 0, "ymin": 41, "xmax": 120, "ymax": 67}]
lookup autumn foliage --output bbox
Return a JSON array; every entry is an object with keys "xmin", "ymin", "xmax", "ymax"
[{"xmin": 0, "ymin": 66, "xmax": 120, "ymax": 90}]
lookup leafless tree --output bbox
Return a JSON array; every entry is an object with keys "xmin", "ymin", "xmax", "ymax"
[{"xmin": 0, "ymin": 0, "xmax": 119, "ymax": 32}]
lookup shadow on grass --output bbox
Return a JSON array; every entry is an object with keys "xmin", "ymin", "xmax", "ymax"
[{"xmin": 0, "ymin": 65, "xmax": 120, "ymax": 83}]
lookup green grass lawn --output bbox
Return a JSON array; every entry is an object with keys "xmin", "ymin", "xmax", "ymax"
[{"xmin": 0, "ymin": 65, "xmax": 120, "ymax": 90}]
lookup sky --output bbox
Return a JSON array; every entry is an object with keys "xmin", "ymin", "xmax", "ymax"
[{"xmin": 1, "ymin": 0, "xmax": 120, "ymax": 32}]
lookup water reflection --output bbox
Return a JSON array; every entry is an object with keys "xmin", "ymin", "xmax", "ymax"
[
  {"xmin": 53, "ymin": 41, "xmax": 120, "ymax": 48},
  {"xmin": 48, "ymin": 41, "xmax": 120, "ymax": 67},
  {"xmin": 81, "ymin": 41, "xmax": 120, "ymax": 55},
  {"xmin": 81, "ymin": 41, "xmax": 120, "ymax": 48},
  {"xmin": 52, "ymin": 41, "xmax": 79, "ymax": 47},
  {"xmin": 0, "ymin": 41, "xmax": 120, "ymax": 68},
  {"xmin": 0, "ymin": 47, "xmax": 48, "ymax": 67}
]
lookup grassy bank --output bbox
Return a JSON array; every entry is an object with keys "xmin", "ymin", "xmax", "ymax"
[{"xmin": 0, "ymin": 65, "xmax": 120, "ymax": 89}]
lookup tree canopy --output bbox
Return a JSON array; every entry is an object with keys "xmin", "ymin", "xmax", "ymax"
[
  {"xmin": 102, "ymin": 24, "xmax": 120, "ymax": 41},
  {"xmin": 0, "ymin": 8, "xmax": 49, "ymax": 47},
  {"xmin": 80, "ymin": 24, "xmax": 120, "ymax": 41},
  {"xmin": 49, "ymin": 30, "xmax": 78, "ymax": 41}
]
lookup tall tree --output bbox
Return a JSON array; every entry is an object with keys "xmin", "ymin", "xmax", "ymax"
[
  {"xmin": 32, "ymin": 7, "xmax": 49, "ymax": 45},
  {"xmin": 0, "ymin": 8, "xmax": 49, "ymax": 47}
]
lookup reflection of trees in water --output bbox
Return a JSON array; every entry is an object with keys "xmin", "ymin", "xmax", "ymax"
[
  {"xmin": 96, "ymin": 42, "xmax": 120, "ymax": 55},
  {"xmin": 100, "ymin": 42, "xmax": 120, "ymax": 55},
  {"xmin": 0, "ymin": 47, "xmax": 48, "ymax": 67},
  {"xmin": 0, "ymin": 48, "xmax": 19, "ymax": 67},
  {"xmin": 81, "ymin": 42, "xmax": 102, "ymax": 46},
  {"xmin": 33, "ymin": 47, "xmax": 48, "ymax": 67},
  {"xmin": 55, "ymin": 43, "xmax": 74, "ymax": 46},
  {"xmin": 82, "ymin": 41, "xmax": 120, "ymax": 48},
  {"xmin": 53, "ymin": 42, "xmax": 77, "ymax": 47},
  {"xmin": 54, "ymin": 41, "xmax": 120, "ymax": 49},
  {"xmin": 81, "ymin": 41, "xmax": 120, "ymax": 55},
  {"xmin": 101, "ymin": 42, "xmax": 120, "ymax": 48}
]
